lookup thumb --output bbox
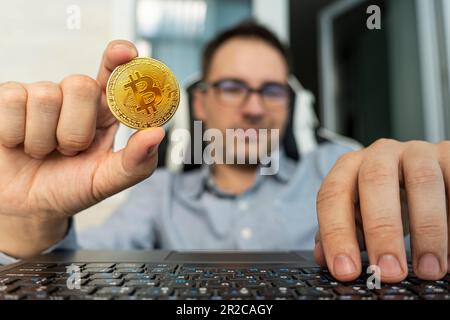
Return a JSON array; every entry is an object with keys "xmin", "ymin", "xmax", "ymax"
[
  {"xmin": 92, "ymin": 127, "xmax": 165, "ymax": 200},
  {"xmin": 96, "ymin": 40, "xmax": 139, "ymax": 128}
]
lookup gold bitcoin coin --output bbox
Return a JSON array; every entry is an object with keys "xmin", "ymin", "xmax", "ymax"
[{"xmin": 106, "ymin": 57, "xmax": 180, "ymax": 129}]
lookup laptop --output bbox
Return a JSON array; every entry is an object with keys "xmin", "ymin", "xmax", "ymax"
[{"xmin": 0, "ymin": 250, "xmax": 448, "ymax": 300}]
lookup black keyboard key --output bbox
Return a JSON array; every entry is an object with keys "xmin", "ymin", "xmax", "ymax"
[
  {"xmin": 0, "ymin": 284, "xmax": 20, "ymax": 293},
  {"xmin": 409, "ymin": 284, "xmax": 447, "ymax": 295},
  {"xmin": 374, "ymin": 285, "xmax": 412, "ymax": 296},
  {"xmin": 51, "ymin": 278, "xmax": 89, "ymax": 287},
  {"xmin": 276, "ymin": 279, "xmax": 306, "ymax": 288},
  {"xmin": 124, "ymin": 273, "xmax": 155, "ymax": 280},
  {"xmin": 14, "ymin": 277, "xmax": 52, "ymax": 286},
  {"xmin": 85, "ymin": 263, "xmax": 115, "ymax": 269},
  {"xmin": 115, "ymin": 268, "xmax": 144, "ymax": 273},
  {"xmin": 179, "ymin": 288, "xmax": 211, "ymax": 299},
  {"xmin": 307, "ymin": 279, "xmax": 339, "ymax": 288},
  {"xmin": 116, "ymin": 263, "xmax": 144, "ymax": 269},
  {"xmin": 168, "ymin": 279, "xmax": 195, "ymax": 288},
  {"xmin": 1, "ymin": 291, "xmax": 26, "ymax": 300},
  {"xmin": 301, "ymin": 267, "xmax": 322, "ymax": 274},
  {"xmin": 219, "ymin": 288, "xmax": 252, "ymax": 299},
  {"xmin": 293, "ymin": 274, "xmax": 326, "ymax": 281},
  {"xmin": 333, "ymin": 286, "xmax": 373, "ymax": 297},
  {"xmin": 58, "ymin": 263, "xmax": 86, "ymax": 267},
  {"xmin": 89, "ymin": 279, "xmax": 124, "ymax": 287},
  {"xmin": 145, "ymin": 263, "xmax": 176, "ymax": 268},
  {"xmin": 296, "ymin": 287, "xmax": 334, "ymax": 299},
  {"xmin": 18, "ymin": 268, "xmax": 48, "ymax": 273},
  {"xmin": 84, "ymin": 268, "xmax": 113, "ymax": 273},
  {"xmin": 54, "ymin": 272, "xmax": 89, "ymax": 280},
  {"xmin": 26, "ymin": 263, "xmax": 57, "ymax": 269},
  {"xmin": 70, "ymin": 286, "xmax": 96, "ymax": 295},
  {"xmin": 135, "ymin": 287, "xmax": 172, "ymax": 299},
  {"xmin": 0, "ymin": 277, "xmax": 18, "ymax": 285},
  {"xmin": 50, "ymin": 286, "xmax": 96, "ymax": 300},
  {"xmin": 340, "ymin": 278, "xmax": 367, "ymax": 286},
  {"xmin": 258, "ymin": 287, "xmax": 295, "ymax": 299},
  {"xmin": 90, "ymin": 273, "xmax": 122, "ymax": 280},
  {"xmin": 96, "ymin": 286, "xmax": 134, "ymax": 296},
  {"xmin": 124, "ymin": 279, "xmax": 158, "ymax": 287},
  {"xmin": 147, "ymin": 267, "xmax": 172, "ymax": 274},
  {"xmin": 21, "ymin": 286, "xmax": 57, "ymax": 300},
  {"xmin": 3, "ymin": 272, "xmax": 56, "ymax": 278}
]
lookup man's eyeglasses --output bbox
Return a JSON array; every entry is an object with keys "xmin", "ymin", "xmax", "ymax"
[{"xmin": 197, "ymin": 79, "xmax": 291, "ymax": 110}]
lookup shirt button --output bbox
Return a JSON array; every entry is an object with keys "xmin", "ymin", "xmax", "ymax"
[
  {"xmin": 238, "ymin": 201, "xmax": 249, "ymax": 211},
  {"xmin": 241, "ymin": 227, "xmax": 253, "ymax": 240}
]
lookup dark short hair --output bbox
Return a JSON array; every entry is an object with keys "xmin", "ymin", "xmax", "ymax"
[{"xmin": 201, "ymin": 20, "xmax": 293, "ymax": 79}]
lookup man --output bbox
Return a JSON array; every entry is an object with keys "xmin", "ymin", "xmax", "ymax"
[{"xmin": 0, "ymin": 22, "xmax": 448, "ymax": 283}]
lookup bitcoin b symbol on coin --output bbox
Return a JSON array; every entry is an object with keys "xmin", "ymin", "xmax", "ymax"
[
  {"xmin": 106, "ymin": 57, "xmax": 180, "ymax": 129},
  {"xmin": 124, "ymin": 71, "xmax": 162, "ymax": 114}
]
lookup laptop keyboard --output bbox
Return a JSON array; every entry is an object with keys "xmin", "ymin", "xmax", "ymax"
[{"xmin": 1, "ymin": 262, "xmax": 449, "ymax": 300}]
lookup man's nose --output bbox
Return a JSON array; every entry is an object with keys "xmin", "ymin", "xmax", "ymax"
[{"xmin": 241, "ymin": 92, "xmax": 265, "ymax": 118}]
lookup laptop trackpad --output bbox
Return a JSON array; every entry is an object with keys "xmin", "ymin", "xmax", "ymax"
[{"xmin": 165, "ymin": 251, "xmax": 307, "ymax": 263}]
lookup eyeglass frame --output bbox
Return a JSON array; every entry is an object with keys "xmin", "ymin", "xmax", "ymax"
[{"xmin": 196, "ymin": 78, "xmax": 293, "ymax": 110}]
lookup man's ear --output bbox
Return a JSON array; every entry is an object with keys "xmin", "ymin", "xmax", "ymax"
[{"xmin": 192, "ymin": 88, "xmax": 206, "ymax": 121}]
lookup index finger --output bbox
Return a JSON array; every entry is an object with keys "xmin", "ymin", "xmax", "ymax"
[
  {"xmin": 316, "ymin": 151, "xmax": 363, "ymax": 281},
  {"xmin": 96, "ymin": 40, "xmax": 138, "ymax": 128}
]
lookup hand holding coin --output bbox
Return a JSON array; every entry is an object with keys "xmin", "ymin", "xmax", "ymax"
[{"xmin": 0, "ymin": 40, "xmax": 165, "ymax": 245}]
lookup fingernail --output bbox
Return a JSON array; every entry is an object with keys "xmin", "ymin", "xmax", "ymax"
[
  {"xmin": 333, "ymin": 255, "xmax": 357, "ymax": 276},
  {"xmin": 112, "ymin": 43, "xmax": 131, "ymax": 50},
  {"xmin": 112, "ymin": 43, "xmax": 137, "ymax": 55},
  {"xmin": 418, "ymin": 253, "xmax": 441, "ymax": 276},
  {"xmin": 377, "ymin": 254, "xmax": 402, "ymax": 278}
]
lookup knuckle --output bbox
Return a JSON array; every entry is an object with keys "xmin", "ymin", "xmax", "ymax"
[
  {"xmin": 335, "ymin": 151, "xmax": 360, "ymax": 166},
  {"xmin": 405, "ymin": 161, "xmax": 442, "ymax": 187},
  {"xmin": 364, "ymin": 215, "xmax": 403, "ymax": 240},
  {"xmin": 0, "ymin": 130, "xmax": 25, "ymax": 147},
  {"xmin": 404, "ymin": 140, "xmax": 431, "ymax": 150},
  {"xmin": 29, "ymin": 82, "xmax": 62, "ymax": 110},
  {"xmin": 62, "ymin": 75, "xmax": 101, "ymax": 99},
  {"xmin": 359, "ymin": 160, "xmax": 395, "ymax": 185},
  {"xmin": 26, "ymin": 143, "xmax": 54, "ymax": 157},
  {"xmin": 370, "ymin": 138, "xmax": 399, "ymax": 151},
  {"xmin": 412, "ymin": 219, "xmax": 445, "ymax": 239},
  {"xmin": 320, "ymin": 223, "xmax": 350, "ymax": 243},
  {"xmin": 317, "ymin": 179, "xmax": 351, "ymax": 208},
  {"xmin": 0, "ymin": 82, "xmax": 27, "ymax": 107},
  {"xmin": 58, "ymin": 132, "xmax": 93, "ymax": 151},
  {"xmin": 437, "ymin": 140, "xmax": 450, "ymax": 150}
]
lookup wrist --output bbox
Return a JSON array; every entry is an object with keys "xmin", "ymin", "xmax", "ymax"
[{"xmin": 0, "ymin": 215, "xmax": 69, "ymax": 259}]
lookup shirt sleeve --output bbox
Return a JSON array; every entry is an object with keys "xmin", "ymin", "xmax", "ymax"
[
  {"xmin": 0, "ymin": 219, "xmax": 78, "ymax": 266},
  {"xmin": 75, "ymin": 169, "xmax": 170, "ymax": 250}
]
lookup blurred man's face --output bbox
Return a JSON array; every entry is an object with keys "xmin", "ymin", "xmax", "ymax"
[{"xmin": 193, "ymin": 37, "xmax": 290, "ymax": 164}]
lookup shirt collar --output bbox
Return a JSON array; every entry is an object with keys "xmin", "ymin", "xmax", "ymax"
[{"xmin": 180, "ymin": 149, "xmax": 296, "ymax": 199}]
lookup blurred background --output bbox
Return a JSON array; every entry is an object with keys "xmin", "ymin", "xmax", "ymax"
[{"xmin": 1, "ymin": 0, "xmax": 449, "ymax": 230}]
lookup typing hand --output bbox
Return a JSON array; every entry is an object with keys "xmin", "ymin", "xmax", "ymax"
[{"xmin": 315, "ymin": 139, "xmax": 449, "ymax": 282}]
